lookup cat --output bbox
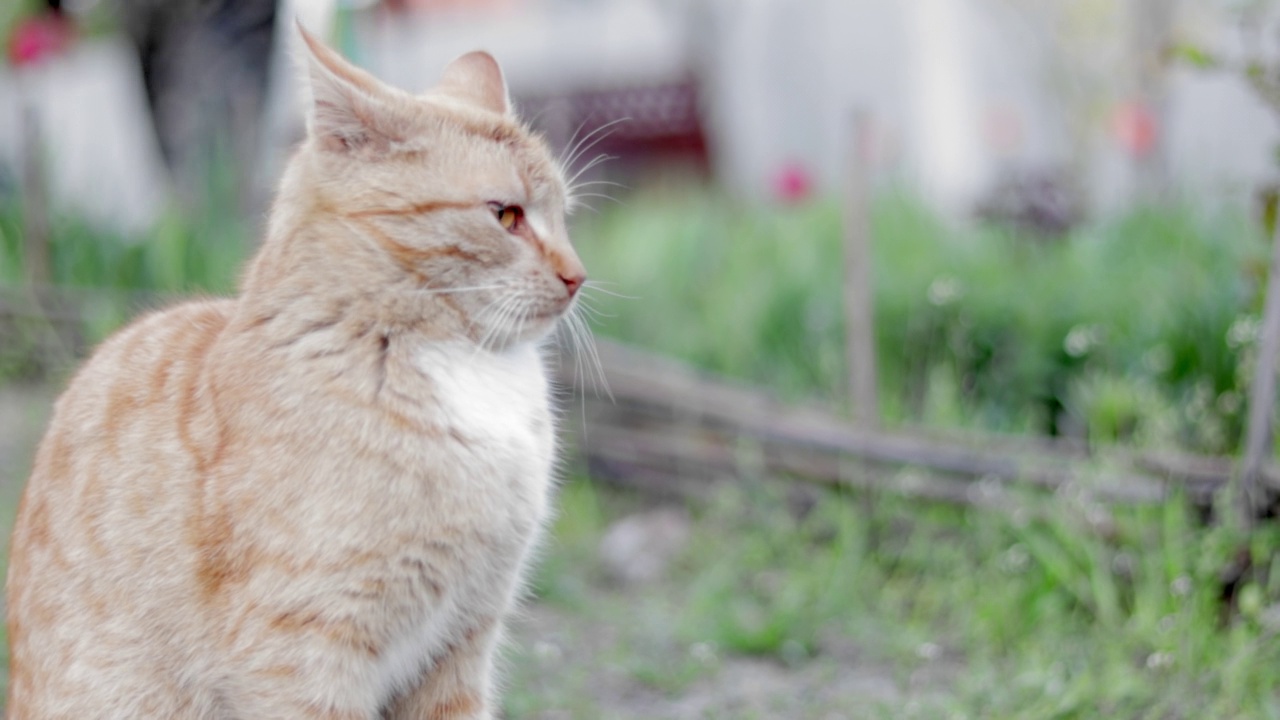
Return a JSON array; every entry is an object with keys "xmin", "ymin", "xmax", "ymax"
[{"xmin": 5, "ymin": 24, "xmax": 585, "ymax": 719}]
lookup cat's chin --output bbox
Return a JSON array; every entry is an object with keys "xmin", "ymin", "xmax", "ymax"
[{"xmin": 477, "ymin": 313, "xmax": 563, "ymax": 350}]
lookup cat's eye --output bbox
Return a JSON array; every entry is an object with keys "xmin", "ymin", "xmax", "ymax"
[{"xmin": 491, "ymin": 203, "xmax": 523, "ymax": 232}]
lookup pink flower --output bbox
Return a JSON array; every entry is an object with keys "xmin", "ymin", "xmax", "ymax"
[
  {"xmin": 772, "ymin": 162, "xmax": 813, "ymax": 203},
  {"xmin": 8, "ymin": 14, "xmax": 73, "ymax": 68},
  {"xmin": 1112, "ymin": 101, "xmax": 1158, "ymax": 158}
]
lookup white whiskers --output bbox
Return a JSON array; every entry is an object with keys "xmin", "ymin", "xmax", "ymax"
[
  {"xmin": 561, "ymin": 117, "xmax": 629, "ymax": 173},
  {"xmin": 561, "ymin": 279, "xmax": 631, "ymax": 406},
  {"xmin": 475, "ymin": 292, "xmax": 524, "ymax": 353},
  {"xmin": 582, "ymin": 280, "xmax": 639, "ymax": 300},
  {"xmin": 420, "ymin": 283, "xmax": 508, "ymax": 295},
  {"xmin": 560, "ymin": 116, "xmax": 630, "ymax": 214}
]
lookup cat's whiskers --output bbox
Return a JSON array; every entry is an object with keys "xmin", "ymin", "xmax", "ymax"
[
  {"xmin": 568, "ymin": 192, "xmax": 623, "ymax": 208},
  {"xmin": 558, "ymin": 114, "xmax": 596, "ymax": 168},
  {"xmin": 509, "ymin": 299, "xmax": 532, "ymax": 348},
  {"xmin": 572, "ymin": 296, "xmax": 615, "ymax": 321},
  {"xmin": 564, "ymin": 156, "xmax": 620, "ymax": 214},
  {"xmin": 569, "ymin": 178, "xmax": 628, "ymax": 190},
  {"xmin": 477, "ymin": 294, "xmax": 522, "ymax": 352},
  {"xmin": 419, "ymin": 283, "xmax": 508, "ymax": 296},
  {"xmin": 565, "ymin": 179, "xmax": 628, "ymax": 200},
  {"xmin": 472, "ymin": 293, "xmax": 511, "ymax": 351},
  {"xmin": 564, "ymin": 154, "xmax": 616, "ymax": 198},
  {"xmin": 565, "ymin": 279, "xmax": 633, "ymax": 402},
  {"xmin": 560, "ymin": 117, "xmax": 628, "ymax": 213},
  {"xmin": 562, "ymin": 316, "xmax": 590, "ymax": 434},
  {"xmin": 564, "ymin": 302, "xmax": 612, "ymax": 402},
  {"xmin": 564, "ymin": 153, "xmax": 617, "ymax": 191},
  {"xmin": 548, "ymin": 308, "xmax": 589, "ymax": 430},
  {"xmin": 560, "ymin": 117, "xmax": 629, "ymax": 174},
  {"xmin": 581, "ymin": 281, "xmax": 639, "ymax": 300}
]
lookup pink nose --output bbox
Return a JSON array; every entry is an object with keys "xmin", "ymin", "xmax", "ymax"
[{"xmin": 560, "ymin": 272, "xmax": 585, "ymax": 297}]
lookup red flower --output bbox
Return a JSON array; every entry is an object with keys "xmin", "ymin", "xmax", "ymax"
[
  {"xmin": 8, "ymin": 14, "xmax": 73, "ymax": 68},
  {"xmin": 1112, "ymin": 101, "xmax": 1158, "ymax": 158},
  {"xmin": 772, "ymin": 162, "xmax": 813, "ymax": 203}
]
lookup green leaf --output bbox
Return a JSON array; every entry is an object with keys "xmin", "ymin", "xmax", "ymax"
[
  {"xmin": 1172, "ymin": 43, "xmax": 1218, "ymax": 69},
  {"xmin": 1261, "ymin": 185, "xmax": 1278, "ymax": 239}
]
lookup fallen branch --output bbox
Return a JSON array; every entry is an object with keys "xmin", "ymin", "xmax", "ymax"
[{"xmin": 555, "ymin": 339, "xmax": 1274, "ymax": 505}]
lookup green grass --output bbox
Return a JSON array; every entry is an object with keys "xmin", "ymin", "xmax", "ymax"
[
  {"xmin": 0, "ymin": 186, "xmax": 249, "ymax": 377},
  {"xmin": 507, "ymin": 477, "xmax": 1280, "ymax": 718},
  {"xmin": 572, "ymin": 188, "xmax": 1265, "ymax": 451},
  {"xmin": 0, "ymin": 198, "xmax": 247, "ymax": 296}
]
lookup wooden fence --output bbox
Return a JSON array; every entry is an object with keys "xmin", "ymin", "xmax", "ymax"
[{"xmin": 554, "ymin": 338, "xmax": 1280, "ymax": 512}]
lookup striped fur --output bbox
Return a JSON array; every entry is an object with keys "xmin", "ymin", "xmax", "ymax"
[{"xmin": 5, "ymin": 27, "xmax": 583, "ymax": 720}]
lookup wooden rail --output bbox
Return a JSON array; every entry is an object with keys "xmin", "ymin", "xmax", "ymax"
[{"xmin": 555, "ymin": 339, "xmax": 1277, "ymax": 507}]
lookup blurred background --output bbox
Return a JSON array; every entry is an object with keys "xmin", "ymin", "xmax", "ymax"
[{"xmin": 4, "ymin": 0, "xmax": 1280, "ymax": 717}]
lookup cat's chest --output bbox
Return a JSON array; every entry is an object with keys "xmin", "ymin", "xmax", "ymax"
[
  {"xmin": 414, "ymin": 342, "xmax": 551, "ymax": 461},
  {"xmin": 367, "ymin": 343, "xmax": 553, "ymax": 699}
]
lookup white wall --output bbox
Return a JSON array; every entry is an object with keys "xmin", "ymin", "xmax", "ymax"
[{"xmin": 0, "ymin": 39, "xmax": 170, "ymax": 236}]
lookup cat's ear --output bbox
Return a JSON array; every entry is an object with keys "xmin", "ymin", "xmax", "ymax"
[
  {"xmin": 296, "ymin": 22, "xmax": 404, "ymax": 153},
  {"xmin": 434, "ymin": 51, "xmax": 512, "ymax": 116}
]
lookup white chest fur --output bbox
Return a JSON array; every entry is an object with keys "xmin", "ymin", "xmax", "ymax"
[
  {"xmin": 414, "ymin": 341, "xmax": 550, "ymax": 450},
  {"xmin": 368, "ymin": 342, "xmax": 554, "ymax": 700}
]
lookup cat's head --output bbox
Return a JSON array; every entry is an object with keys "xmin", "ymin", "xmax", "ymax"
[{"xmin": 257, "ymin": 25, "xmax": 585, "ymax": 349}]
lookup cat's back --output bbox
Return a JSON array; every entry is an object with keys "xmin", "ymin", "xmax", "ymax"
[
  {"xmin": 44, "ymin": 296, "xmax": 232, "ymax": 444},
  {"xmin": 12, "ymin": 296, "xmax": 233, "ymax": 582},
  {"xmin": 21, "ymin": 296, "xmax": 233, "ymax": 493},
  {"xmin": 7, "ymin": 298, "xmax": 233, "ymax": 716}
]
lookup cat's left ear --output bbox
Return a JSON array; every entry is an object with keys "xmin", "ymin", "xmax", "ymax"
[
  {"xmin": 433, "ymin": 51, "xmax": 512, "ymax": 116},
  {"xmin": 296, "ymin": 22, "xmax": 407, "ymax": 153}
]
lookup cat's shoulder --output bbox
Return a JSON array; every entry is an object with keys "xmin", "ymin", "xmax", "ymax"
[
  {"xmin": 58, "ymin": 297, "xmax": 235, "ymax": 405},
  {"xmin": 92, "ymin": 297, "xmax": 235, "ymax": 361}
]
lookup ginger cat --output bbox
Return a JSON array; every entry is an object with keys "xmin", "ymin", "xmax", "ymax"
[{"xmin": 6, "ymin": 26, "xmax": 585, "ymax": 719}]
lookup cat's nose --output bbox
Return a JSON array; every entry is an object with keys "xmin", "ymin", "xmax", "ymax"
[
  {"xmin": 553, "ymin": 248, "xmax": 586, "ymax": 297},
  {"xmin": 560, "ymin": 271, "xmax": 585, "ymax": 297}
]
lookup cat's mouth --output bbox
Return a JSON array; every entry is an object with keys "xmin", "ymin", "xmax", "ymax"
[{"xmin": 527, "ymin": 305, "xmax": 571, "ymax": 323}]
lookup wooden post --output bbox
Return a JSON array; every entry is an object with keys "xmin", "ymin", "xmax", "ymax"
[
  {"xmin": 1127, "ymin": 0, "xmax": 1173, "ymax": 200},
  {"xmin": 1236, "ymin": 221, "xmax": 1280, "ymax": 526},
  {"xmin": 844, "ymin": 110, "xmax": 879, "ymax": 429},
  {"xmin": 20, "ymin": 103, "xmax": 50, "ymax": 285}
]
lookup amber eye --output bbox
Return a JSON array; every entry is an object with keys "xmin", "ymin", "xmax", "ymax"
[{"xmin": 492, "ymin": 204, "xmax": 523, "ymax": 232}]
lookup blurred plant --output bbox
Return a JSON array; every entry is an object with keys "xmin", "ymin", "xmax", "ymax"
[
  {"xmin": 0, "ymin": 183, "xmax": 248, "ymax": 380},
  {"xmin": 679, "ymin": 483, "xmax": 862, "ymax": 662},
  {"xmin": 974, "ymin": 166, "xmax": 1083, "ymax": 237},
  {"xmin": 652, "ymin": 480, "xmax": 1280, "ymax": 716},
  {"xmin": 1069, "ymin": 372, "xmax": 1180, "ymax": 447},
  {"xmin": 575, "ymin": 188, "xmax": 1263, "ymax": 452}
]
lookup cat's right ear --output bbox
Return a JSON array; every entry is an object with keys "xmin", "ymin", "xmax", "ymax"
[{"xmin": 296, "ymin": 22, "xmax": 404, "ymax": 154}]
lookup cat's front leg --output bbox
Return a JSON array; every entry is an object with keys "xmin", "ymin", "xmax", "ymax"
[{"xmin": 384, "ymin": 620, "xmax": 500, "ymax": 720}]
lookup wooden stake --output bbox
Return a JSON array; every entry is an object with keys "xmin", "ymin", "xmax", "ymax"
[
  {"xmin": 843, "ymin": 110, "xmax": 879, "ymax": 428},
  {"xmin": 20, "ymin": 103, "xmax": 50, "ymax": 285},
  {"xmin": 1236, "ymin": 220, "xmax": 1280, "ymax": 526}
]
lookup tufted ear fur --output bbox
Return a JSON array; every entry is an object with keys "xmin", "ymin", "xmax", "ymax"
[
  {"xmin": 297, "ymin": 22, "xmax": 408, "ymax": 154},
  {"xmin": 433, "ymin": 51, "xmax": 511, "ymax": 116}
]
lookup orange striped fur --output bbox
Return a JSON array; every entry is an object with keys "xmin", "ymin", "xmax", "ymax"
[{"xmin": 5, "ymin": 26, "xmax": 584, "ymax": 720}]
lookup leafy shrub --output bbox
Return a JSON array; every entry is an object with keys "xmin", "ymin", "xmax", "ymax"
[{"xmin": 574, "ymin": 189, "xmax": 1266, "ymax": 452}]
